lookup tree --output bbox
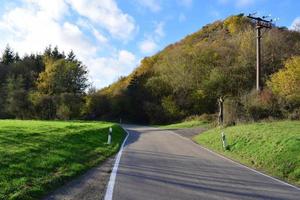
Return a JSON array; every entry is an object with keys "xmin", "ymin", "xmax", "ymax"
[
  {"xmin": 15, "ymin": 53, "xmax": 21, "ymax": 62},
  {"xmin": 1, "ymin": 45, "xmax": 15, "ymax": 65},
  {"xmin": 67, "ymin": 50, "xmax": 76, "ymax": 61},
  {"xmin": 37, "ymin": 57, "xmax": 89, "ymax": 95},
  {"xmin": 30, "ymin": 92, "xmax": 57, "ymax": 119},
  {"xmin": 5, "ymin": 76, "xmax": 31, "ymax": 119},
  {"xmin": 267, "ymin": 56, "xmax": 300, "ymax": 104},
  {"xmin": 43, "ymin": 45, "xmax": 65, "ymax": 60},
  {"xmin": 57, "ymin": 93, "xmax": 83, "ymax": 119},
  {"xmin": 223, "ymin": 14, "xmax": 250, "ymax": 34},
  {"xmin": 292, "ymin": 19, "xmax": 300, "ymax": 32}
]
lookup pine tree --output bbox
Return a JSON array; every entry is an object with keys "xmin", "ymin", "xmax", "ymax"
[
  {"xmin": 67, "ymin": 50, "xmax": 76, "ymax": 61},
  {"xmin": 1, "ymin": 45, "xmax": 15, "ymax": 65},
  {"xmin": 15, "ymin": 53, "xmax": 21, "ymax": 62}
]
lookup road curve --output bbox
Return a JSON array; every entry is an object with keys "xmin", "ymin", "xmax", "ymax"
[{"xmin": 110, "ymin": 125, "xmax": 300, "ymax": 200}]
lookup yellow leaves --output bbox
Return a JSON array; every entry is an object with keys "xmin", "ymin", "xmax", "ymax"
[
  {"xmin": 268, "ymin": 56, "xmax": 300, "ymax": 102},
  {"xmin": 224, "ymin": 15, "xmax": 245, "ymax": 34}
]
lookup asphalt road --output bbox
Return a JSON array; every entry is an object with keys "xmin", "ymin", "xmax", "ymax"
[{"xmin": 111, "ymin": 125, "xmax": 300, "ymax": 200}]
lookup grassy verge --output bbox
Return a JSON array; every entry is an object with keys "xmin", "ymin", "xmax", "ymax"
[
  {"xmin": 0, "ymin": 120, "xmax": 125, "ymax": 200},
  {"xmin": 194, "ymin": 120, "xmax": 300, "ymax": 186},
  {"xmin": 158, "ymin": 120, "xmax": 210, "ymax": 129}
]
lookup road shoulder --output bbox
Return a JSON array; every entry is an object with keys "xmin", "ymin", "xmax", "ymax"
[{"xmin": 42, "ymin": 157, "xmax": 115, "ymax": 200}]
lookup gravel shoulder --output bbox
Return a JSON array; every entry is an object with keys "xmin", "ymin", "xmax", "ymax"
[{"xmin": 42, "ymin": 157, "xmax": 115, "ymax": 200}]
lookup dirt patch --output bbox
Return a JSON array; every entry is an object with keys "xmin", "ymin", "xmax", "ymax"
[{"xmin": 43, "ymin": 157, "xmax": 115, "ymax": 200}]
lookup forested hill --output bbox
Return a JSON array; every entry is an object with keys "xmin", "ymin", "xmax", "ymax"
[{"xmin": 89, "ymin": 14, "xmax": 300, "ymax": 124}]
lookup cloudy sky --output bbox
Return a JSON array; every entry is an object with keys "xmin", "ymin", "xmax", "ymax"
[{"xmin": 0, "ymin": 0, "xmax": 299, "ymax": 88}]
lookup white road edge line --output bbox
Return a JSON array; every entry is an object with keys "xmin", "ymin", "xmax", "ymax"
[
  {"xmin": 168, "ymin": 130, "xmax": 300, "ymax": 191},
  {"xmin": 104, "ymin": 127, "xmax": 129, "ymax": 200}
]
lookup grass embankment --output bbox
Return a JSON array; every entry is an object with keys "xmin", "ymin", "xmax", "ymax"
[
  {"xmin": 194, "ymin": 120, "xmax": 300, "ymax": 186},
  {"xmin": 158, "ymin": 120, "xmax": 210, "ymax": 129},
  {"xmin": 0, "ymin": 120, "xmax": 125, "ymax": 200}
]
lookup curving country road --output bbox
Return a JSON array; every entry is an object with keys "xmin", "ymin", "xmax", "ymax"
[{"xmin": 109, "ymin": 125, "xmax": 300, "ymax": 200}]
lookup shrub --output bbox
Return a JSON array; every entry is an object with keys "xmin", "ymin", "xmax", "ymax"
[
  {"xmin": 241, "ymin": 89, "xmax": 282, "ymax": 121},
  {"xmin": 184, "ymin": 113, "xmax": 217, "ymax": 123},
  {"xmin": 57, "ymin": 104, "xmax": 71, "ymax": 120},
  {"xmin": 161, "ymin": 96, "xmax": 184, "ymax": 122},
  {"xmin": 223, "ymin": 97, "xmax": 244, "ymax": 126},
  {"xmin": 288, "ymin": 108, "xmax": 300, "ymax": 120}
]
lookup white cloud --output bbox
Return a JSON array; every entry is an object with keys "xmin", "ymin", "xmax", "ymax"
[
  {"xmin": 0, "ymin": 0, "xmax": 139, "ymax": 88},
  {"xmin": 76, "ymin": 18, "xmax": 108, "ymax": 43},
  {"xmin": 92, "ymin": 28, "xmax": 108, "ymax": 43},
  {"xmin": 139, "ymin": 39, "xmax": 158, "ymax": 54},
  {"xmin": 24, "ymin": 0, "xmax": 69, "ymax": 20},
  {"xmin": 66, "ymin": 0, "xmax": 136, "ymax": 40},
  {"xmin": 139, "ymin": 21, "xmax": 166, "ymax": 55},
  {"xmin": 86, "ymin": 50, "xmax": 138, "ymax": 87},
  {"xmin": 118, "ymin": 50, "xmax": 136, "ymax": 66},
  {"xmin": 134, "ymin": 0, "xmax": 161, "ymax": 12},
  {"xmin": 291, "ymin": 17, "xmax": 300, "ymax": 31},
  {"xmin": 0, "ymin": 4, "xmax": 94, "ymax": 57}
]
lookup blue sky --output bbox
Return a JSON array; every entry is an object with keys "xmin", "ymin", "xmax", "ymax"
[{"xmin": 0, "ymin": 0, "xmax": 299, "ymax": 88}]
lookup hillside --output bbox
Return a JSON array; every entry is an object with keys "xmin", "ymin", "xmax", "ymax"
[{"xmin": 88, "ymin": 14, "xmax": 300, "ymax": 124}]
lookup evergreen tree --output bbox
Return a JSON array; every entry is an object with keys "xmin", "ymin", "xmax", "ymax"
[
  {"xmin": 14, "ymin": 53, "xmax": 21, "ymax": 62},
  {"xmin": 5, "ymin": 75, "xmax": 30, "ymax": 119},
  {"xmin": 67, "ymin": 50, "xmax": 76, "ymax": 61},
  {"xmin": 1, "ymin": 45, "xmax": 15, "ymax": 65}
]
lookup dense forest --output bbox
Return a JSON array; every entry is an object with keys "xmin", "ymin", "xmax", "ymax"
[
  {"xmin": 1, "ymin": 14, "xmax": 300, "ymax": 124},
  {"xmin": 0, "ymin": 46, "xmax": 89, "ymax": 120}
]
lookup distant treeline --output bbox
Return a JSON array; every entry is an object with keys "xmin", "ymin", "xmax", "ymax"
[
  {"xmin": 1, "ymin": 14, "xmax": 300, "ymax": 124},
  {"xmin": 88, "ymin": 14, "xmax": 300, "ymax": 124},
  {"xmin": 0, "ymin": 46, "xmax": 89, "ymax": 120}
]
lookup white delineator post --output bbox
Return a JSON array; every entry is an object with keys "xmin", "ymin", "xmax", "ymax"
[
  {"xmin": 221, "ymin": 132, "xmax": 227, "ymax": 150},
  {"xmin": 107, "ymin": 127, "xmax": 112, "ymax": 144}
]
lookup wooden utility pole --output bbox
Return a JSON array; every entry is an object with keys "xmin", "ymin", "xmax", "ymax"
[{"xmin": 247, "ymin": 14, "xmax": 273, "ymax": 91}]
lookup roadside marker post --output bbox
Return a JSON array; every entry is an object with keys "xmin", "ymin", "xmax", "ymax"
[
  {"xmin": 107, "ymin": 127, "xmax": 112, "ymax": 144},
  {"xmin": 221, "ymin": 132, "xmax": 227, "ymax": 150}
]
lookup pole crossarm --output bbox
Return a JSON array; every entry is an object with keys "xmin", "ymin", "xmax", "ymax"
[{"xmin": 247, "ymin": 15, "xmax": 274, "ymax": 28}]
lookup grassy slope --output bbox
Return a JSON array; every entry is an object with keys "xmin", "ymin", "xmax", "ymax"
[
  {"xmin": 0, "ymin": 120, "xmax": 125, "ymax": 200},
  {"xmin": 194, "ymin": 120, "xmax": 300, "ymax": 186},
  {"xmin": 158, "ymin": 120, "xmax": 210, "ymax": 129}
]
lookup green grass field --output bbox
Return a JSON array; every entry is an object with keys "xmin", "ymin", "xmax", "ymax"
[
  {"xmin": 0, "ymin": 120, "xmax": 125, "ymax": 200},
  {"xmin": 194, "ymin": 120, "xmax": 300, "ymax": 186},
  {"xmin": 158, "ymin": 120, "xmax": 210, "ymax": 129}
]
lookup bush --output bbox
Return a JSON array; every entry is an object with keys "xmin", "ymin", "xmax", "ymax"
[
  {"xmin": 241, "ymin": 89, "xmax": 282, "ymax": 121},
  {"xmin": 223, "ymin": 98, "xmax": 244, "ymax": 125},
  {"xmin": 184, "ymin": 113, "xmax": 217, "ymax": 124},
  {"xmin": 57, "ymin": 104, "xmax": 71, "ymax": 120},
  {"xmin": 30, "ymin": 93, "xmax": 57, "ymax": 119},
  {"xmin": 161, "ymin": 96, "xmax": 184, "ymax": 122},
  {"xmin": 58, "ymin": 93, "xmax": 83, "ymax": 119},
  {"xmin": 288, "ymin": 108, "xmax": 300, "ymax": 120}
]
